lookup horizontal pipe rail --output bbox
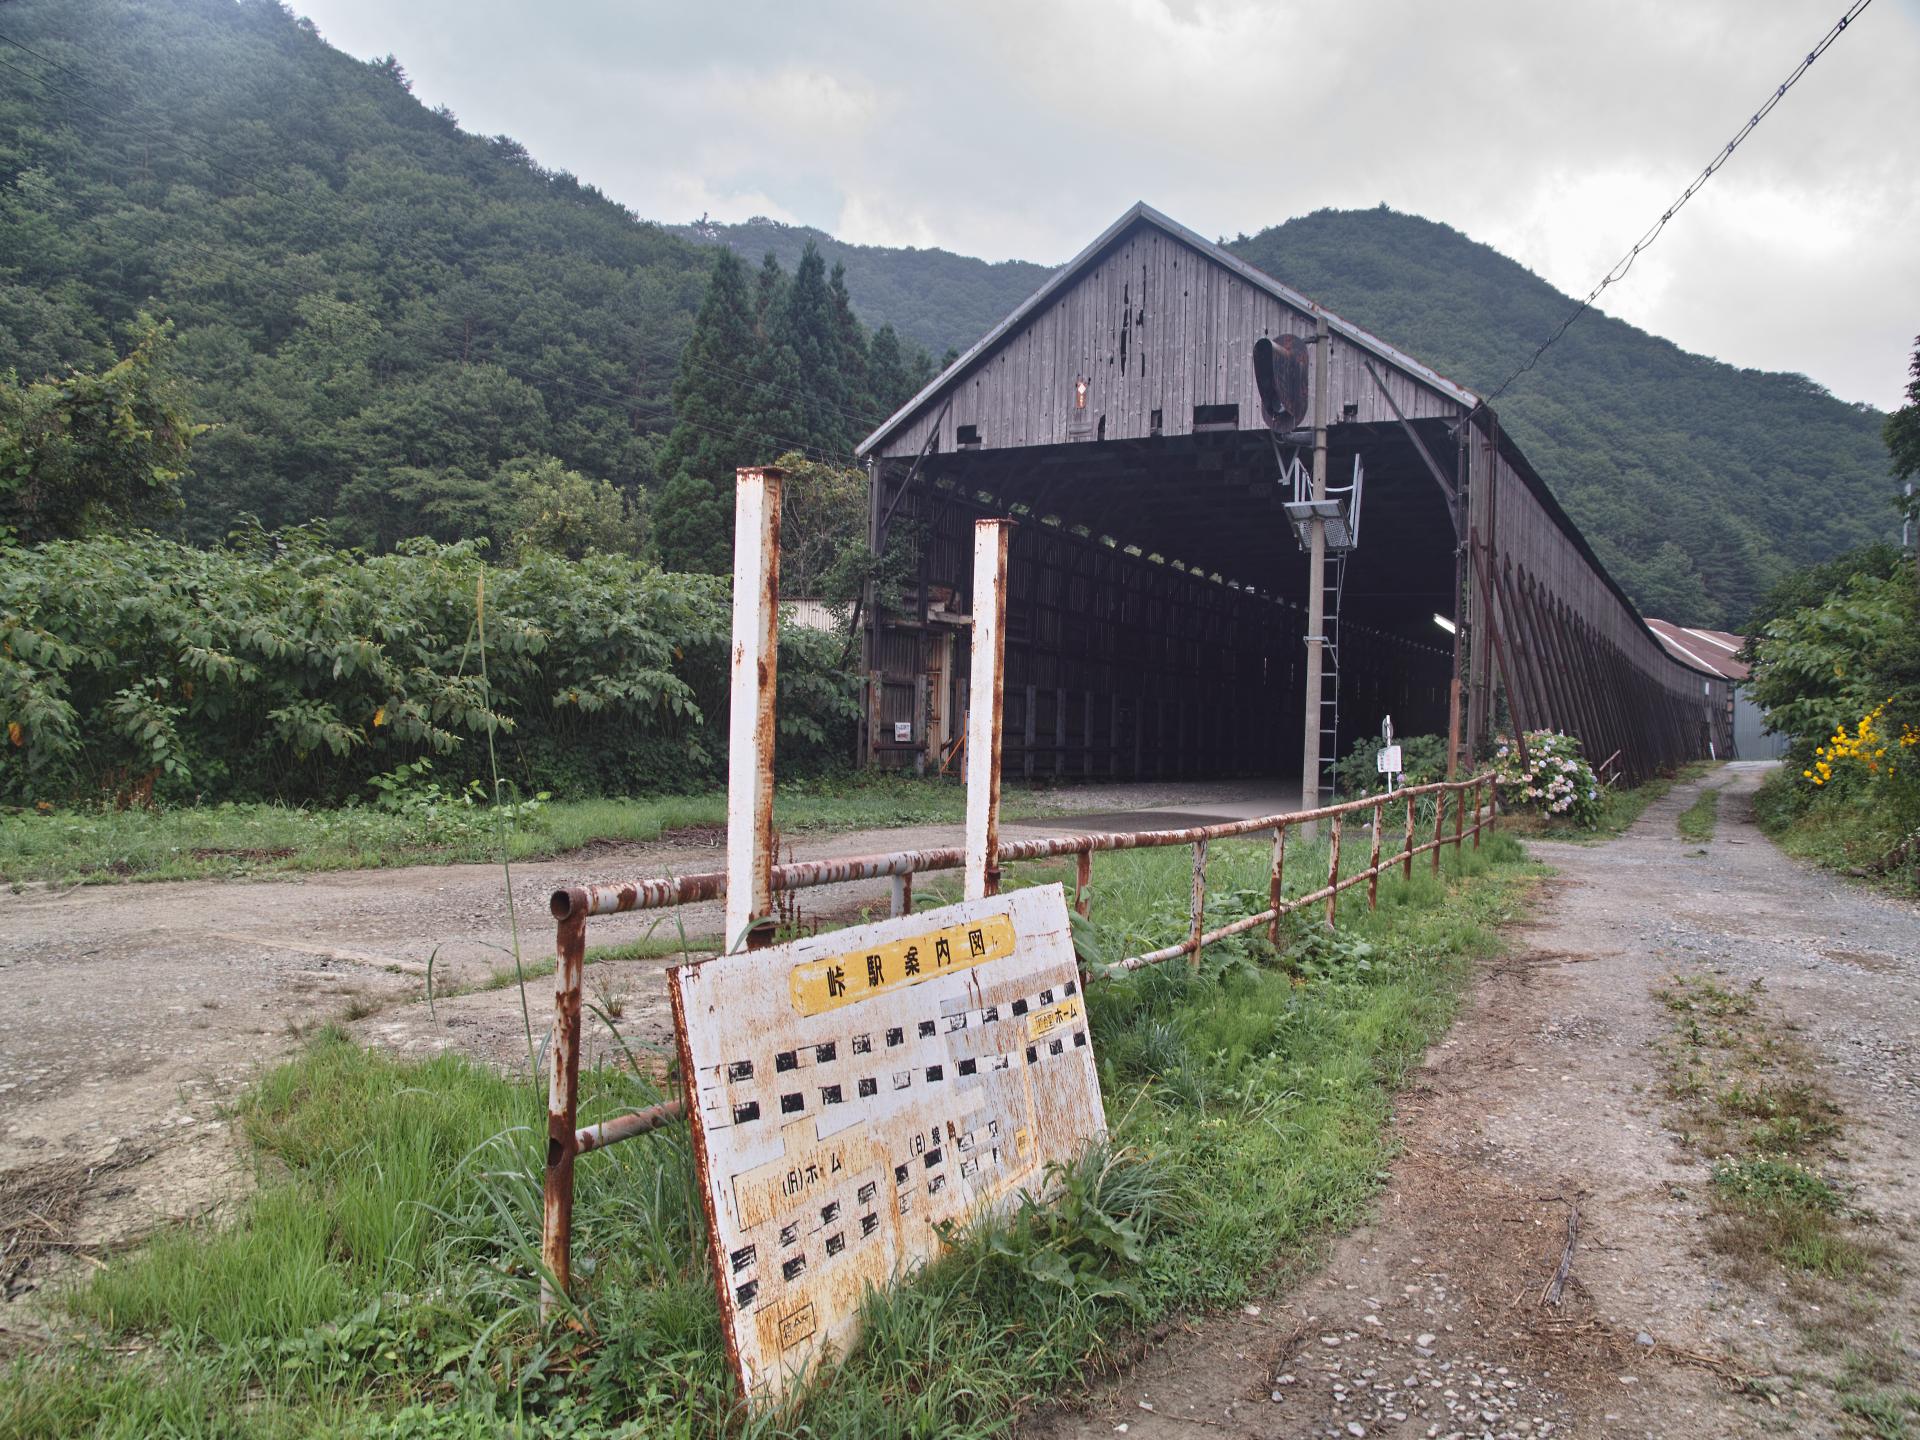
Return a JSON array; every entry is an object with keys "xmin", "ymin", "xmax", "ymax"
[
  {"xmin": 540, "ymin": 774, "xmax": 1497, "ymax": 1321},
  {"xmin": 549, "ymin": 776, "xmax": 1495, "ymax": 923}
]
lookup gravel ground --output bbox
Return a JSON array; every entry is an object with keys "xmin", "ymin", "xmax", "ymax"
[{"xmin": 1027, "ymin": 762, "xmax": 1919, "ymax": 1439}]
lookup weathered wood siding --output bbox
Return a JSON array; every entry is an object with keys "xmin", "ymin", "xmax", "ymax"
[{"xmin": 872, "ymin": 220, "xmax": 1463, "ymax": 461}]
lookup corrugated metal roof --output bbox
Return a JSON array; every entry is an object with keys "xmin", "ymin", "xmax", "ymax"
[
  {"xmin": 1645, "ymin": 618, "xmax": 1750, "ymax": 681},
  {"xmin": 854, "ymin": 201, "xmax": 1480, "ymax": 459}
]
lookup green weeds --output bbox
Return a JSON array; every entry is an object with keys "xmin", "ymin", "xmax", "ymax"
[
  {"xmin": 1676, "ymin": 787, "xmax": 1719, "ymax": 843},
  {"xmin": 0, "ymin": 772, "xmax": 983, "ymax": 886},
  {"xmin": 1, "ymin": 832, "xmax": 1541, "ymax": 1438}
]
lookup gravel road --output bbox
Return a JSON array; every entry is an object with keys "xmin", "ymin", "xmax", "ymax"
[{"xmin": 1027, "ymin": 762, "xmax": 1919, "ymax": 1439}]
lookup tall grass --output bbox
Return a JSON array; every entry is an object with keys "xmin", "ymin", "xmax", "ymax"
[{"xmin": 1, "ymin": 833, "xmax": 1539, "ymax": 1439}]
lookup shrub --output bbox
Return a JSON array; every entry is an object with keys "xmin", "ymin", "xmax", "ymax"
[
  {"xmin": 1335, "ymin": 731, "xmax": 1448, "ymax": 798},
  {"xmin": 1489, "ymin": 729, "xmax": 1602, "ymax": 828},
  {"xmin": 0, "ymin": 526, "xmax": 857, "ymax": 806}
]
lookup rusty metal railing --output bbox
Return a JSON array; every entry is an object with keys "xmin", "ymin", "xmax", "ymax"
[{"xmin": 537, "ymin": 771, "xmax": 1498, "ymax": 1317}]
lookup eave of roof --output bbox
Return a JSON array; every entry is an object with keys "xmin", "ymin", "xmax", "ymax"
[{"xmin": 855, "ymin": 201, "xmax": 1480, "ymax": 459}]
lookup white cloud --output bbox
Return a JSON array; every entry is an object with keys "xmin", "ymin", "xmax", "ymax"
[{"xmin": 292, "ymin": 0, "xmax": 1920, "ymax": 409}]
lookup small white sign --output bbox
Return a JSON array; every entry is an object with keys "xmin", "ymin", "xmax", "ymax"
[
  {"xmin": 893, "ymin": 721, "xmax": 913, "ymax": 743},
  {"xmin": 1376, "ymin": 744, "xmax": 1403, "ymax": 775}
]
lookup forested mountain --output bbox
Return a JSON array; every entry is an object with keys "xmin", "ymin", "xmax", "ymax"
[
  {"xmin": 0, "ymin": 0, "xmax": 929, "ymax": 557},
  {"xmin": 670, "ymin": 217, "xmax": 1050, "ymax": 362},
  {"xmin": 1223, "ymin": 211, "xmax": 1894, "ymax": 626},
  {"xmin": 0, "ymin": 1, "xmax": 1896, "ymax": 626}
]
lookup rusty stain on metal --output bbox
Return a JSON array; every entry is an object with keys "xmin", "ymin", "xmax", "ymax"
[
  {"xmin": 1074, "ymin": 848, "xmax": 1092, "ymax": 918},
  {"xmin": 889, "ymin": 872, "xmax": 913, "ymax": 918},
  {"xmin": 668, "ymin": 885, "xmax": 1103, "ymax": 1404},
  {"xmin": 1267, "ymin": 825, "xmax": 1287, "ymax": 946},
  {"xmin": 727, "ymin": 467, "xmax": 783, "ymax": 953},
  {"xmin": 536, "ymin": 775, "xmax": 1503, "ymax": 1320},
  {"xmin": 966, "ymin": 519, "xmax": 1012, "ymax": 900},
  {"xmin": 1367, "ymin": 801, "xmax": 1384, "ymax": 910},
  {"xmin": 575, "ymin": 1099, "xmax": 685, "ymax": 1154},
  {"xmin": 540, "ymin": 901, "xmax": 587, "ymax": 1323},
  {"xmin": 1325, "ymin": 815, "xmax": 1343, "ymax": 928},
  {"xmin": 1188, "ymin": 838, "xmax": 1208, "ymax": 965}
]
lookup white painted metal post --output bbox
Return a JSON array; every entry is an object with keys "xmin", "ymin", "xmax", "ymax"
[
  {"xmin": 965, "ymin": 519, "xmax": 1012, "ymax": 900},
  {"xmin": 726, "ymin": 467, "xmax": 782, "ymax": 952}
]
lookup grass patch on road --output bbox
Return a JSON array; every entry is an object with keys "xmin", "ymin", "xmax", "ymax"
[
  {"xmin": 0, "ymin": 829, "xmax": 1540, "ymax": 1439},
  {"xmin": 0, "ymin": 772, "xmax": 986, "ymax": 887},
  {"xmin": 1652, "ymin": 970, "xmax": 1913, "ymax": 1431},
  {"xmin": 1676, "ymin": 787, "xmax": 1720, "ymax": 844}
]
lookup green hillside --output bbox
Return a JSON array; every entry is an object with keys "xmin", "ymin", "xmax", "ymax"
[
  {"xmin": 670, "ymin": 217, "xmax": 1050, "ymax": 363},
  {"xmin": 0, "ymin": 1, "xmax": 1897, "ymax": 626},
  {"xmin": 1224, "ymin": 209, "xmax": 1894, "ymax": 626}
]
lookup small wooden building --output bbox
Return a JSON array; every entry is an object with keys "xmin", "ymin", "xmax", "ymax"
[{"xmin": 855, "ymin": 203, "xmax": 1728, "ymax": 788}]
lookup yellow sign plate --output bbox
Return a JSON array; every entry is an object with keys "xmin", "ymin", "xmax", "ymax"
[{"xmin": 787, "ymin": 913, "xmax": 1017, "ymax": 1016}]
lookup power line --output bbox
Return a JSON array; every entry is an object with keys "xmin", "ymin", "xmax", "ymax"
[{"xmin": 1485, "ymin": 0, "xmax": 1873, "ymax": 405}]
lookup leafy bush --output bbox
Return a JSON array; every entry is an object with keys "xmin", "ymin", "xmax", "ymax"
[
  {"xmin": 1490, "ymin": 729, "xmax": 1602, "ymax": 827},
  {"xmin": 1335, "ymin": 731, "xmax": 1447, "ymax": 798},
  {"xmin": 0, "ymin": 527, "xmax": 856, "ymax": 806}
]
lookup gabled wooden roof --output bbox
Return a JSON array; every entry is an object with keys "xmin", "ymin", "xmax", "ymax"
[{"xmin": 855, "ymin": 201, "xmax": 1480, "ymax": 459}]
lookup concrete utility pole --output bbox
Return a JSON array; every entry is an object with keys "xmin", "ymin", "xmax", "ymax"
[{"xmin": 1299, "ymin": 311, "xmax": 1331, "ymax": 836}]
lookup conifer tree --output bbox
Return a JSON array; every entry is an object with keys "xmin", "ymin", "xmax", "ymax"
[
  {"xmin": 773, "ymin": 242, "xmax": 849, "ymax": 455},
  {"xmin": 828, "ymin": 261, "xmax": 873, "ymax": 436},
  {"xmin": 655, "ymin": 250, "xmax": 757, "ymax": 572}
]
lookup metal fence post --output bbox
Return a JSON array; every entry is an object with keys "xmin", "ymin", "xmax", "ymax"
[
  {"xmin": 890, "ymin": 873, "xmax": 912, "ymax": 917},
  {"xmin": 965, "ymin": 519, "xmax": 1012, "ymax": 900},
  {"xmin": 541, "ymin": 897, "xmax": 587, "ymax": 1324},
  {"xmin": 1402, "ymin": 796, "xmax": 1415, "ymax": 880},
  {"xmin": 726, "ymin": 467, "xmax": 782, "ymax": 953},
  {"xmin": 1367, "ymin": 799, "xmax": 1383, "ymax": 910},
  {"xmin": 1267, "ymin": 824, "xmax": 1287, "ymax": 945},
  {"xmin": 1074, "ymin": 848, "xmax": 1093, "ymax": 918},
  {"xmin": 1189, "ymin": 839, "xmax": 1208, "ymax": 965},
  {"xmin": 1325, "ymin": 815, "xmax": 1342, "ymax": 928}
]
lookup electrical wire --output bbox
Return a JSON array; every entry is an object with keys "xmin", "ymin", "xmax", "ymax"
[{"xmin": 1485, "ymin": 0, "xmax": 1873, "ymax": 405}]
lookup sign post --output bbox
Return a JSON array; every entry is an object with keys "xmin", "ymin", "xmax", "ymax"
[{"xmin": 1376, "ymin": 715, "xmax": 1402, "ymax": 796}]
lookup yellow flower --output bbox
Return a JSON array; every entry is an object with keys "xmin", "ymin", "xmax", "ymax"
[
  {"xmin": 373, "ymin": 706, "xmax": 386, "ymax": 728},
  {"xmin": 5, "ymin": 721, "xmax": 20, "ymax": 747}
]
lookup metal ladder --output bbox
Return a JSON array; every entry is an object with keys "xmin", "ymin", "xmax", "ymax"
[{"xmin": 1318, "ymin": 550, "xmax": 1347, "ymax": 806}]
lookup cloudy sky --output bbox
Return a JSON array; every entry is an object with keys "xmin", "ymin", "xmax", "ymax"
[{"xmin": 294, "ymin": 0, "xmax": 1920, "ymax": 411}]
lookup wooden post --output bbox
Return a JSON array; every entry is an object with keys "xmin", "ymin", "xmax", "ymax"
[
  {"xmin": 725, "ymin": 467, "xmax": 782, "ymax": 953},
  {"xmin": 1453, "ymin": 783, "xmax": 1465, "ymax": 851},
  {"xmin": 1074, "ymin": 848, "xmax": 1092, "ymax": 918},
  {"xmin": 965, "ymin": 519, "xmax": 1012, "ymax": 900},
  {"xmin": 1471, "ymin": 780, "xmax": 1484, "ymax": 847},
  {"xmin": 1367, "ymin": 799, "xmax": 1383, "ymax": 910},
  {"xmin": 1403, "ymin": 794, "xmax": 1415, "ymax": 880},
  {"xmin": 1431, "ymin": 790, "xmax": 1447, "ymax": 875}
]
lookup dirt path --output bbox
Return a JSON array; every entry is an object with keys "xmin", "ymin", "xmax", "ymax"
[
  {"xmin": 0, "ymin": 777, "xmax": 1288, "ymax": 1297},
  {"xmin": 1026, "ymin": 762, "xmax": 1919, "ymax": 1440}
]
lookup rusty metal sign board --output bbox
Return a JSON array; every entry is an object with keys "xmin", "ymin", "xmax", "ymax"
[{"xmin": 667, "ymin": 883, "xmax": 1105, "ymax": 1403}]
